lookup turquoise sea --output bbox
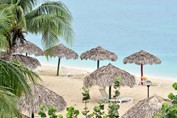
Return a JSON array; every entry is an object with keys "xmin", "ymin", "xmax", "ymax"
[{"xmin": 27, "ymin": 0, "xmax": 177, "ymax": 79}]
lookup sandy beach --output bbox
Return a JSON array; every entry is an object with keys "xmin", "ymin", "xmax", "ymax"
[{"xmin": 29, "ymin": 65, "xmax": 176, "ymax": 118}]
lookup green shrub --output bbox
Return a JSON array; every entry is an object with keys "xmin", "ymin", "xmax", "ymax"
[{"xmin": 152, "ymin": 83, "xmax": 177, "ymax": 118}]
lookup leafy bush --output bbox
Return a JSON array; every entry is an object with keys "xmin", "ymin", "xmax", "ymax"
[
  {"xmin": 38, "ymin": 105, "xmax": 79, "ymax": 118},
  {"xmin": 152, "ymin": 83, "xmax": 177, "ymax": 118}
]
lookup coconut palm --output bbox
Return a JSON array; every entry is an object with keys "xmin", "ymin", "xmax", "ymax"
[
  {"xmin": 0, "ymin": 0, "xmax": 73, "ymax": 51},
  {"xmin": 0, "ymin": 4, "xmax": 40, "ymax": 117}
]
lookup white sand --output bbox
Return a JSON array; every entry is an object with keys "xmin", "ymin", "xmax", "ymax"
[{"xmin": 30, "ymin": 65, "xmax": 176, "ymax": 118}]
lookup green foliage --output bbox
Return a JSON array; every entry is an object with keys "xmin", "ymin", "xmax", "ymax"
[
  {"xmin": 113, "ymin": 77, "xmax": 121, "ymax": 98},
  {"xmin": 113, "ymin": 77, "xmax": 120, "ymax": 88},
  {"xmin": 0, "ymin": 60, "xmax": 40, "ymax": 97},
  {"xmin": 66, "ymin": 106, "xmax": 79, "ymax": 118},
  {"xmin": 168, "ymin": 83, "xmax": 177, "ymax": 105},
  {"xmin": 107, "ymin": 103, "xmax": 119, "ymax": 118},
  {"xmin": 91, "ymin": 102, "xmax": 107, "ymax": 118},
  {"xmin": 153, "ymin": 83, "xmax": 177, "ymax": 118},
  {"xmin": 0, "ymin": 87, "xmax": 20, "ymax": 118},
  {"xmin": 0, "ymin": 6, "xmax": 14, "ymax": 50},
  {"xmin": 82, "ymin": 87, "xmax": 90, "ymax": 102},
  {"xmin": 168, "ymin": 93, "xmax": 175, "ymax": 100},
  {"xmin": 48, "ymin": 106, "xmax": 58, "ymax": 118},
  {"xmin": 38, "ymin": 105, "xmax": 79, "ymax": 118},
  {"xmin": 82, "ymin": 87, "xmax": 90, "ymax": 117},
  {"xmin": 38, "ymin": 104, "xmax": 47, "ymax": 118},
  {"xmin": 172, "ymin": 83, "xmax": 177, "ymax": 90}
]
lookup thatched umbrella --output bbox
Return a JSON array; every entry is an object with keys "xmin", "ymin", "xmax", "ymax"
[
  {"xmin": 1, "ymin": 53, "xmax": 41, "ymax": 69},
  {"xmin": 44, "ymin": 44, "xmax": 78, "ymax": 76},
  {"xmin": 121, "ymin": 95, "xmax": 170, "ymax": 118},
  {"xmin": 19, "ymin": 84, "xmax": 66, "ymax": 118},
  {"xmin": 123, "ymin": 50, "xmax": 161, "ymax": 84},
  {"xmin": 13, "ymin": 40, "xmax": 44, "ymax": 56},
  {"xmin": 80, "ymin": 46, "xmax": 118, "ymax": 68},
  {"xmin": 84, "ymin": 63, "xmax": 136, "ymax": 99}
]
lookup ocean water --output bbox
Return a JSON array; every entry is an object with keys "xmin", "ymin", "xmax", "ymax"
[{"xmin": 27, "ymin": 0, "xmax": 177, "ymax": 79}]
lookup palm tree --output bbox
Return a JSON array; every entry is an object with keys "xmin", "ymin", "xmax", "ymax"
[
  {"xmin": 0, "ymin": 8, "xmax": 40, "ymax": 117},
  {"xmin": 0, "ymin": 1, "xmax": 71, "ymax": 116},
  {"xmin": 0, "ymin": 0, "xmax": 73, "ymax": 51}
]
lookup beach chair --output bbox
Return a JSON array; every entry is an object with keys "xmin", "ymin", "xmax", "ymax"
[
  {"xmin": 99, "ymin": 88, "xmax": 109, "ymax": 101},
  {"xmin": 60, "ymin": 68, "xmax": 74, "ymax": 77},
  {"xmin": 109, "ymin": 96, "xmax": 133, "ymax": 104},
  {"xmin": 99, "ymin": 88, "xmax": 133, "ymax": 104}
]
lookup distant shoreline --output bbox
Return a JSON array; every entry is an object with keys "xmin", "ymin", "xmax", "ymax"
[{"xmin": 39, "ymin": 64, "xmax": 177, "ymax": 81}]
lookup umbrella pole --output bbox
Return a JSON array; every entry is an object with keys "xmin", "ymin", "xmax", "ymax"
[
  {"xmin": 97, "ymin": 60, "xmax": 100, "ymax": 68},
  {"xmin": 141, "ymin": 64, "xmax": 143, "ymax": 85},
  {"xmin": 109, "ymin": 86, "xmax": 111, "ymax": 99},
  {"xmin": 57, "ymin": 58, "xmax": 61, "ymax": 76},
  {"xmin": 31, "ymin": 112, "xmax": 34, "ymax": 118}
]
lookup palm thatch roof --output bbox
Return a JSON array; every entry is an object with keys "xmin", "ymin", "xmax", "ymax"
[
  {"xmin": 19, "ymin": 84, "xmax": 66, "ymax": 113},
  {"xmin": 21, "ymin": 114, "xmax": 30, "ymax": 118},
  {"xmin": 0, "ymin": 52, "xmax": 41, "ymax": 69},
  {"xmin": 121, "ymin": 95, "xmax": 170, "ymax": 118},
  {"xmin": 80, "ymin": 46, "xmax": 118, "ymax": 61},
  {"xmin": 13, "ymin": 41, "xmax": 44, "ymax": 56},
  {"xmin": 12, "ymin": 54, "xmax": 41, "ymax": 69},
  {"xmin": 123, "ymin": 50, "xmax": 161, "ymax": 65},
  {"xmin": 44, "ymin": 44, "xmax": 78, "ymax": 59},
  {"xmin": 83, "ymin": 63, "xmax": 136, "ymax": 88}
]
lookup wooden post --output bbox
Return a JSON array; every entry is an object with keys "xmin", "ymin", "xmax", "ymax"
[
  {"xmin": 57, "ymin": 58, "xmax": 61, "ymax": 76},
  {"xmin": 109, "ymin": 86, "xmax": 111, "ymax": 99},
  {"xmin": 141, "ymin": 64, "xmax": 143, "ymax": 85},
  {"xmin": 147, "ymin": 85, "xmax": 150, "ymax": 98},
  {"xmin": 97, "ymin": 60, "xmax": 100, "ymax": 68},
  {"xmin": 31, "ymin": 112, "xmax": 34, "ymax": 118}
]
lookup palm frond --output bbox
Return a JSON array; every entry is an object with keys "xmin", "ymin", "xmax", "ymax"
[
  {"xmin": 0, "ymin": 0, "xmax": 11, "ymax": 4},
  {"xmin": 42, "ymin": 30, "xmax": 59, "ymax": 50},
  {"xmin": 0, "ymin": 59, "xmax": 40, "ymax": 97},
  {"xmin": 0, "ymin": 34, "xmax": 8, "ymax": 49},
  {"xmin": 26, "ymin": 1, "xmax": 72, "ymax": 21},
  {"xmin": 16, "ymin": 6, "xmax": 26, "ymax": 29},
  {"xmin": 0, "ymin": 86, "xmax": 20, "ymax": 118},
  {"xmin": 16, "ymin": 0, "xmax": 37, "ymax": 13},
  {"xmin": 0, "ymin": 5, "xmax": 15, "ymax": 50},
  {"xmin": 0, "ymin": 0, "xmax": 36, "ymax": 13},
  {"xmin": 11, "ymin": 61, "xmax": 40, "ymax": 84},
  {"xmin": 26, "ymin": 1, "xmax": 73, "ymax": 49}
]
